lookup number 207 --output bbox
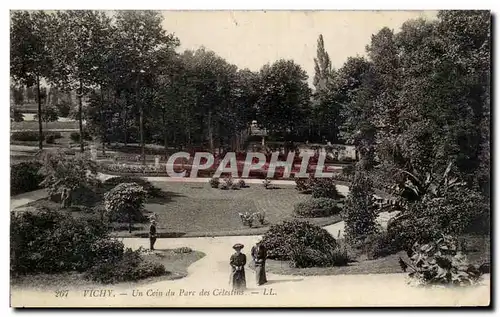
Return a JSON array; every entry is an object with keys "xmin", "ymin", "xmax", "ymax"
[{"xmin": 55, "ymin": 290, "xmax": 69, "ymax": 298}]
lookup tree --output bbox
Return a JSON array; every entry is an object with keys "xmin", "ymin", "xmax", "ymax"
[
  {"xmin": 313, "ymin": 34, "xmax": 334, "ymax": 92},
  {"xmin": 39, "ymin": 151, "xmax": 99, "ymax": 206},
  {"xmin": 338, "ymin": 56, "xmax": 379, "ymax": 168},
  {"xmin": 104, "ymin": 183, "xmax": 147, "ymax": 233},
  {"xmin": 10, "ymin": 108, "xmax": 24, "ymax": 122},
  {"xmin": 342, "ymin": 171, "xmax": 378, "ymax": 243},
  {"xmin": 10, "ymin": 11, "xmax": 54, "ymax": 150},
  {"xmin": 312, "ymin": 34, "xmax": 342, "ymax": 143},
  {"xmin": 256, "ymin": 59, "xmax": 311, "ymax": 140},
  {"xmin": 34, "ymin": 105, "xmax": 59, "ymax": 122},
  {"xmin": 11, "ymin": 85, "xmax": 24, "ymax": 105},
  {"xmin": 49, "ymin": 10, "xmax": 114, "ymax": 153},
  {"xmin": 114, "ymin": 10, "xmax": 179, "ymax": 163}
]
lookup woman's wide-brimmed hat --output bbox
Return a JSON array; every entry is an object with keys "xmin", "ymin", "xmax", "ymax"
[{"xmin": 233, "ymin": 243, "xmax": 244, "ymax": 250}]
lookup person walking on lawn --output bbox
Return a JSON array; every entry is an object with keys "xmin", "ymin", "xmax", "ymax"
[{"xmin": 149, "ymin": 219, "xmax": 157, "ymax": 251}]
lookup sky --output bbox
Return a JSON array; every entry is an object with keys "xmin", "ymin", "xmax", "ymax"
[{"xmin": 161, "ymin": 10, "xmax": 438, "ymax": 85}]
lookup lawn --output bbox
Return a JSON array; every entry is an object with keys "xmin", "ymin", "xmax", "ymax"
[
  {"xmin": 22, "ymin": 181, "xmax": 344, "ymax": 238},
  {"xmin": 129, "ymin": 182, "xmax": 342, "ymax": 237},
  {"xmin": 10, "ymin": 248, "xmax": 205, "ymax": 290}
]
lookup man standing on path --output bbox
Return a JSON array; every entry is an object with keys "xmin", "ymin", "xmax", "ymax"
[{"xmin": 149, "ymin": 219, "xmax": 157, "ymax": 251}]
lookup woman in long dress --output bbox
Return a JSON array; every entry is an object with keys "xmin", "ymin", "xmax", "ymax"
[
  {"xmin": 251, "ymin": 241, "xmax": 268, "ymax": 286},
  {"xmin": 229, "ymin": 243, "xmax": 246, "ymax": 290}
]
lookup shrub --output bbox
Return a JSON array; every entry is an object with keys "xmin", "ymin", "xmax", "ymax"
[
  {"xmin": 294, "ymin": 197, "xmax": 341, "ymax": 218},
  {"xmin": 39, "ymin": 151, "xmax": 100, "ymax": 206},
  {"xmin": 173, "ymin": 247, "xmax": 193, "ymax": 254},
  {"xmin": 406, "ymin": 234, "xmax": 483, "ymax": 286},
  {"xmin": 289, "ymin": 244, "xmax": 351, "ymax": 268},
  {"xmin": 311, "ymin": 178, "xmax": 340, "ymax": 199},
  {"xmin": 56, "ymin": 102, "xmax": 71, "ymax": 118},
  {"xmin": 10, "ymin": 209, "xmax": 115, "ymax": 274},
  {"xmin": 104, "ymin": 183, "xmax": 148, "ymax": 233},
  {"xmin": 45, "ymin": 134, "xmax": 56, "ymax": 144},
  {"xmin": 222, "ymin": 176, "xmax": 233, "ymax": 189},
  {"xmin": 387, "ymin": 186, "xmax": 490, "ymax": 254},
  {"xmin": 70, "ymin": 131, "xmax": 92, "ymax": 142},
  {"xmin": 12, "ymin": 131, "xmax": 38, "ymax": 142},
  {"xmin": 294, "ymin": 175, "xmax": 314, "ymax": 193},
  {"xmin": 254, "ymin": 211, "xmax": 266, "ymax": 225},
  {"xmin": 231, "ymin": 183, "xmax": 240, "ymax": 190},
  {"xmin": 263, "ymin": 178, "xmax": 272, "ymax": 189},
  {"xmin": 11, "ymin": 108, "xmax": 24, "ymax": 122},
  {"xmin": 11, "ymin": 131, "xmax": 63, "ymax": 142},
  {"xmin": 261, "ymin": 220, "xmax": 337, "ymax": 261},
  {"xmin": 238, "ymin": 212, "xmax": 254, "ymax": 227},
  {"xmin": 342, "ymin": 172, "xmax": 378, "ymax": 243},
  {"xmin": 34, "ymin": 106, "xmax": 59, "ymax": 122},
  {"xmin": 362, "ymin": 231, "xmax": 400, "ymax": 260},
  {"xmin": 85, "ymin": 248, "xmax": 166, "ymax": 284},
  {"xmin": 10, "ymin": 161, "xmax": 44, "ymax": 196},
  {"xmin": 103, "ymin": 176, "xmax": 161, "ymax": 198},
  {"xmin": 209, "ymin": 177, "xmax": 220, "ymax": 188},
  {"xmin": 238, "ymin": 179, "xmax": 246, "ymax": 188}
]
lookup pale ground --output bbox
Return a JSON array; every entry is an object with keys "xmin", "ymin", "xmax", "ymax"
[{"xmin": 9, "ymin": 178, "xmax": 491, "ymax": 308}]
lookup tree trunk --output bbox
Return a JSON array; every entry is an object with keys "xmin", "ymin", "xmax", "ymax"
[
  {"xmin": 208, "ymin": 109, "xmax": 214, "ymax": 153},
  {"xmin": 123, "ymin": 94, "xmax": 128, "ymax": 146},
  {"xmin": 139, "ymin": 101, "xmax": 145, "ymax": 165},
  {"xmin": 36, "ymin": 76, "xmax": 43, "ymax": 150},
  {"xmin": 162, "ymin": 108, "xmax": 168, "ymax": 156},
  {"xmin": 78, "ymin": 80, "xmax": 84, "ymax": 153},
  {"xmin": 45, "ymin": 86, "xmax": 50, "ymax": 131},
  {"xmin": 136, "ymin": 78, "xmax": 145, "ymax": 165},
  {"xmin": 100, "ymin": 85, "xmax": 106, "ymax": 155}
]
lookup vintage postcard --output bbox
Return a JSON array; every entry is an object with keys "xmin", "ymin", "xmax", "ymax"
[{"xmin": 9, "ymin": 10, "xmax": 491, "ymax": 308}]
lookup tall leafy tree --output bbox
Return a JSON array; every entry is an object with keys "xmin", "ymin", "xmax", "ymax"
[
  {"xmin": 256, "ymin": 59, "xmax": 311, "ymax": 140},
  {"xmin": 10, "ymin": 11, "xmax": 54, "ymax": 149},
  {"xmin": 50, "ymin": 10, "xmax": 113, "ymax": 153},
  {"xmin": 313, "ymin": 34, "xmax": 334, "ymax": 92},
  {"xmin": 312, "ymin": 34, "xmax": 342, "ymax": 143},
  {"xmin": 338, "ymin": 56, "xmax": 379, "ymax": 168},
  {"xmin": 114, "ymin": 10, "xmax": 179, "ymax": 162}
]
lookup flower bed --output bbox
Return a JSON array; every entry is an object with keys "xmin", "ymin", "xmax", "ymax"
[{"xmin": 98, "ymin": 161, "xmax": 349, "ymax": 180}]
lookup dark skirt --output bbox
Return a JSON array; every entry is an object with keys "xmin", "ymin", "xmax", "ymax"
[
  {"xmin": 255, "ymin": 262, "xmax": 267, "ymax": 285},
  {"xmin": 230, "ymin": 268, "xmax": 246, "ymax": 290}
]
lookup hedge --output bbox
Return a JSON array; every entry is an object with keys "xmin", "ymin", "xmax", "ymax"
[
  {"xmin": 294, "ymin": 197, "xmax": 341, "ymax": 218},
  {"xmin": 11, "ymin": 161, "xmax": 44, "ymax": 196}
]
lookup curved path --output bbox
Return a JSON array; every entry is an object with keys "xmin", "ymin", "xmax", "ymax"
[{"xmin": 9, "ymin": 184, "xmax": 490, "ymax": 307}]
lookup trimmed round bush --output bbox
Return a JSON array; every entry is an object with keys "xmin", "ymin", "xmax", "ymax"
[
  {"xmin": 311, "ymin": 178, "xmax": 340, "ymax": 199},
  {"xmin": 103, "ymin": 176, "xmax": 161, "ymax": 198},
  {"xmin": 10, "ymin": 161, "xmax": 44, "ymax": 196},
  {"xmin": 260, "ymin": 220, "xmax": 337, "ymax": 261},
  {"xmin": 294, "ymin": 197, "xmax": 341, "ymax": 218}
]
